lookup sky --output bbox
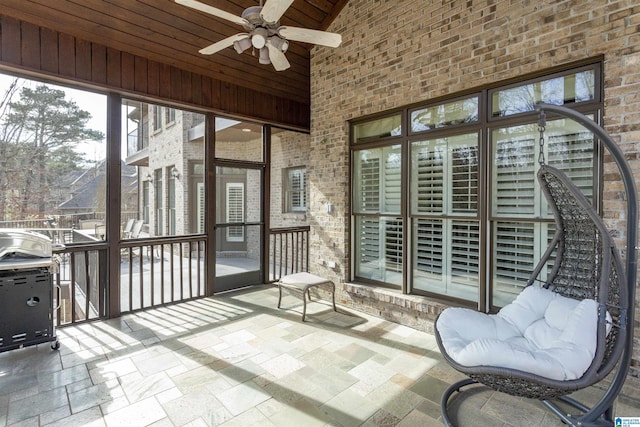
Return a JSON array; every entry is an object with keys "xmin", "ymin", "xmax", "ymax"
[{"xmin": 0, "ymin": 72, "xmax": 108, "ymax": 165}]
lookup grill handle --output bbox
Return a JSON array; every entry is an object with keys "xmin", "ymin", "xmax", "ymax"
[{"xmin": 53, "ymin": 284, "xmax": 62, "ymax": 311}]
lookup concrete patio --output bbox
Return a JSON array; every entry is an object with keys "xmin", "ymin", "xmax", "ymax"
[{"xmin": 1, "ymin": 285, "xmax": 638, "ymax": 426}]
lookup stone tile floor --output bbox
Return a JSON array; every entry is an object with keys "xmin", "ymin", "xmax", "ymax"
[{"xmin": 1, "ymin": 284, "xmax": 639, "ymax": 426}]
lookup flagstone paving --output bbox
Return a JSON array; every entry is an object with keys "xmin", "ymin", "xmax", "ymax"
[{"xmin": 1, "ymin": 284, "xmax": 638, "ymax": 426}]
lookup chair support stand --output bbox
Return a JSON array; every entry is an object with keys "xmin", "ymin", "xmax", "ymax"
[
  {"xmin": 536, "ymin": 104, "xmax": 638, "ymax": 424},
  {"xmin": 441, "ymin": 378, "xmax": 616, "ymax": 427},
  {"xmin": 439, "ymin": 105, "xmax": 638, "ymax": 426}
]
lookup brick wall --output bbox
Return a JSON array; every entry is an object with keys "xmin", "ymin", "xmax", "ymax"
[
  {"xmin": 310, "ymin": 0, "xmax": 640, "ymax": 398},
  {"xmin": 270, "ymin": 129, "xmax": 310, "ymax": 228}
]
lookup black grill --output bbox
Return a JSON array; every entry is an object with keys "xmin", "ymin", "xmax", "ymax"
[{"xmin": 0, "ymin": 229, "xmax": 59, "ymax": 352}]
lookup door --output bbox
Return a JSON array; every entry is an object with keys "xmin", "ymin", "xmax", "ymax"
[{"xmin": 215, "ymin": 166, "xmax": 263, "ymax": 292}]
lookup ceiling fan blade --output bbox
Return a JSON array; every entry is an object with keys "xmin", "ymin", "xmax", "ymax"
[
  {"xmin": 260, "ymin": 0, "xmax": 294, "ymax": 23},
  {"xmin": 278, "ymin": 27, "xmax": 342, "ymax": 48},
  {"xmin": 175, "ymin": 0, "xmax": 248, "ymax": 26},
  {"xmin": 199, "ymin": 33, "xmax": 249, "ymax": 55},
  {"xmin": 266, "ymin": 42, "xmax": 291, "ymax": 71}
]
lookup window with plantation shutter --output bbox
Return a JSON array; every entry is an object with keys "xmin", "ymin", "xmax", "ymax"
[
  {"xmin": 353, "ymin": 145, "xmax": 403, "ymax": 285},
  {"xmin": 350, "ymin": 63, "xmax": 601, "ymax": 310},
  {"xmin": 490, "ymin": 118, "xmax": 595, "ymax": 305},
  {"xmin": 226, "ymin": 183, "xmax": 244, "ymax": 242},
  {"xmin": 284, "ymin": 167, "xmax": 307, "ymax": 212},
  {"xmin": 411, "ymin": 134, "xmax": 479, "ymax": 299},
  {"xmin": 492, "ymin": 135, "xmax": 536, "ymax": 217}
]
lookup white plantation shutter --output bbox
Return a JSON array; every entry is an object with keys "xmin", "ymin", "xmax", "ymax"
[
  {"xmin": 383, "ymin": 152, "xmax": 401, "ymax": 212},
  {"xmin": 450, "ymin": 221, "xmax": 479, "ymax": 285},
  {"xmin": 413, "ymin": 146, "xmax": 444, "ymax": 213},
  {"xmin": 451, "ymin": 147, "xmax": 478, "ymax": 213},
  {"xmin": 494, "ymin": 222, "xmax": 535, "ymax": 283},
  {"xmin": 355, "ymin": 217, "xmax": 384, "ymax": 280},
  {"xmin": 414, "ymin": 219, "xmax": 443, "ymax": 276},
  {"xmin": 286, "ymin": 168, "xmax": 307, "ymax": 211},
  {"xmin": 493, "ymin": 137, "xmax": 536, "ymax": 216},
  {"xmin": 226, "ymin": 183, "xmax": 244, "ymax": 242},
  {"xmin": 411, "ymin": 135, "xmax": 479, "ymax": 298},
  {"xmin": 491, "ymin": 121, "xmax": 596, "ymax": 306},
  {"xmin": 353, "ymin": 146, "xmax": 403, "ymax": 284},
  {"xmin": 357, "ymin": 157, "xmax": 380, "ymax": 212},
  {"xmin": 384, "ymin": 220, "xmax": 403, "ymax": 272},
  {"xmin": 547, "ymin": 131, "xmax": 593, "ymax": 198},
  {"xmin": 197, "ymin": 182, "xmax": 205, "ymax": 234}
]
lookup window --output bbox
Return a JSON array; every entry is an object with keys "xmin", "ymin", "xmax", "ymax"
[
  {"xmin": 353, "ymin": 145, "xmax": 403, "ymax": 286},
  {"xmin": 154, "ymin": 169, "xmax": 163, "ymax": 235},
  {"xmin": 152, "ymin": 105, "xmax": 162, "ymax": 132},
  {"xmin": 350, "ymin": 63, "xmax": 602, "ymax": 309},
  {"xmin": 142, "ymin": 180, "xmax": 150, "ymax": 224},
  {"xmin": 165, "ymin": 107, "xmax": 176, "ymax": 125},
  {"xmin": 411, "ymin": 133, "xmax": 480, "ymax": 300},
  {"xmin": 284, "ymin": 167, "xmax": 307, "ymax": 212},
  {"xmin": 168, "ymin": 166, "xmax": 176, "ymax": 235}
]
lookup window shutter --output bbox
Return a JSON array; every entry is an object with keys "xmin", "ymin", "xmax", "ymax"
[
  {"xmin": 548, "ymin": 131, "xmax": 593, "ymax": 198},
  {"xmin": 226, "ymin": 183, "xmax": 244, "ymax": 242},
  {"xmin": 359, "ymin": 158, "xmax": 380, "ymax": 212},
  {"xmin": 494, "ymin": 138, "xmax": 536, "ymax": 216},
  {"xmin": 384, "ymin": 153, "xmax": 401, "ymax": 212},
  {"xmin": 450, "ymin": 221, "xmax": 479, "ymax": 285},
  {"xmin": 450, "ymin": 146, "xmax": 478, "ymax": 213},
  {"xmin": 414, "ymin": 147, "xmax": 444, "ymax": 213},
  {"xmin": 197, "ymin": 182, "xmax": 205, "ymax": 234},
  {"xmin": 494, "ymin": 221, "xmax": 535, "ymax": 288},
  {"xmin": 385, "ymin": 220, "xmax": 403, "ymax": 272},
  {"xmin": 415, "ymin": 219, "xmax": 443, "ymax": 275}
]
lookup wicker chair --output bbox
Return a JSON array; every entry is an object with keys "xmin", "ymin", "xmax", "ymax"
[{"xmin": 435, "ymin": 104, "xmax": 638, "ymax": 426}]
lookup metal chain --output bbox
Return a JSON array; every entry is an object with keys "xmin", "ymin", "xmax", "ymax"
[{"xmin": 537, "ymin": 110, "xmax": 546, "ymax": 165}]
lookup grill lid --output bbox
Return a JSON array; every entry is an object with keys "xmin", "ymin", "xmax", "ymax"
[{"xmin": 0, "ymin": 229, "xmax": 52, "ymax": 261}]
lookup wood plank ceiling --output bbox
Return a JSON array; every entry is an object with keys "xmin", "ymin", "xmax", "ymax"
[{"xmin": 0, "ymin": 0, "xmax": 347, "ymax": 106}]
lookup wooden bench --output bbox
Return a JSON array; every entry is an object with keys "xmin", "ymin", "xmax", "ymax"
[{"xmin": 276, "ymin": 272, "xmax": 336, "ymax": 321}]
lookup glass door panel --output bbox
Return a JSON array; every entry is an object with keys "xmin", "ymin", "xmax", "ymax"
[{"xmin": 215, "ymin": 166, "xmax": 263, "ymax": 292}]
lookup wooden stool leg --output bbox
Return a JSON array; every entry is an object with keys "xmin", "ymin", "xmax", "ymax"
[
  {"xmin": 302, "ymin": 294, "xmax": 308, "ymax": 322},
  {"xmin": 331, "ymin": 283, "xmax": 337, "ymax": 312}
]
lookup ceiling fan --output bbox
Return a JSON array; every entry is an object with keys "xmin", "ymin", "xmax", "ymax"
[{"xmin": 175, "ymin": 0, "xmax": 342, "ymax": 71}]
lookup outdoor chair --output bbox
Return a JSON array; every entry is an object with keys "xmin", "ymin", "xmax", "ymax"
[{"xmin": 434, "ymin": 104, "xmax": 638, "ymax": 426}]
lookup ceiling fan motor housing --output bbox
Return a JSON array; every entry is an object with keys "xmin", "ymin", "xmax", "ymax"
[{"xmin": 239, "ymin": 5, "xmax": 286, "ymax": 60}]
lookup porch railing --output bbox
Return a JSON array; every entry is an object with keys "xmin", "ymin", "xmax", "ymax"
[
  {"xmin": 52, "ymin": 232, "xmax": 207, "ymax": 326},
  {"xmin": 119, "ymin": 236, "xmax": 206, "ymax": 313},
  {"xmin": 42, "ymin": 226, "xmax": 310, "ymax": 326}
]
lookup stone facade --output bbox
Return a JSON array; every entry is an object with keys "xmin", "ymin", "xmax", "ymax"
[{"xmin": 309, "ymin": 0, "xmax": 640, "ymax": 398}]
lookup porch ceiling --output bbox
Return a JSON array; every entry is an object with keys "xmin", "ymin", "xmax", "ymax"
[{"xmin": 0, "ymin": 0, "xmax": 347, "ymax": 105}]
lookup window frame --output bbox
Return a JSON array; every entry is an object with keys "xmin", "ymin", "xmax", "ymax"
[
  {"xmin": 283, "ymin": 166, "xmax": 308, "ymax": 213},
  {"xmin": 349, "ymin": 59, "xmax": 603, "ymax": 311}
]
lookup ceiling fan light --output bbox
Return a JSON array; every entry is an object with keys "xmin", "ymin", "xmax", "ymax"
[
  {"xmin": 259, "ymin": 47, "xmax": 271, "ymax": 65},
  {"xmin": 251, "ymin": 28, "xmax": 268, "ymax": 49},
  {"xmin": 269, "ymin": 35, "xmax": 289, "ymax": 53},
  {"xmin": 233, "ymin": 37, "xmax": 252, "ymax": 53}
]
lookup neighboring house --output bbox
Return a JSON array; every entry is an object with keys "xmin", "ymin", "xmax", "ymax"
[{"xmin": 57, "ymin": 160, "xmax": 138, "ymax": 223}]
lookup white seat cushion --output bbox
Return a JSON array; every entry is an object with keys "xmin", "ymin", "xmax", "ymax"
[{"xmin": 436, "ymin": 286, "xmax": 599, "ymax": 381}]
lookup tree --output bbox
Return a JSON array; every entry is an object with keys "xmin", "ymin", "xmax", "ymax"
[{"xmin": 0, "ymin": 83, "xmax": 104, "ymax": 218}]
